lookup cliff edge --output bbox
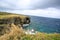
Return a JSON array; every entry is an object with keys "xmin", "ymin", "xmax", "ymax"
[{"xmin": 0, "ymin": 12, "xmax": 30, "ymax": 35}]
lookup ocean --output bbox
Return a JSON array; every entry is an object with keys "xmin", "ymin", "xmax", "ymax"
[{"xmin": 25, "ymin": 16, "xmax": 60, "ymax": 33}]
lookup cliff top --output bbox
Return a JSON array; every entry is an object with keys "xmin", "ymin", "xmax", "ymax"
[{"xmin": 0, "ymin": 12, "xmax": 29, "ymax": 19}]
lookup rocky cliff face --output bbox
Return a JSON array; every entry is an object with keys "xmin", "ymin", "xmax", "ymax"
[
  {"xmin": 0, "ymin": 16, "xmax": 30, "ymax": 27},
  {"xmin": 0, "ymin": 12, "xmax": 30, "ymax": 35}
]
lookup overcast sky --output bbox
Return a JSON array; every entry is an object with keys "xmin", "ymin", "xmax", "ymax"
[{"xmin": 0, "ymin": 0, "xmax": 60, "ymax": 19}]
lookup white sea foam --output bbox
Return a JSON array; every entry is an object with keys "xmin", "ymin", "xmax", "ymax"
[{"xmin": 25, "ymin": 29, "xmax": 37, "ymax": 34}]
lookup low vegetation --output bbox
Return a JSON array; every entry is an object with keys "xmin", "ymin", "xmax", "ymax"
[
  {"xmin": 0, "ymin": 23, "xmax": 60, "ymax": 40},
  {"xmin": 0, "ymin": 12, "xmax": 60, "ymax": 40}
]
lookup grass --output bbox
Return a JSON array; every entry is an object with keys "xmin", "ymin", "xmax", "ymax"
[
  {"xmin": 0, "ymin": 12, "xmax": 60, "ymax": 40},
  {"xmin": 0, "ymin": 23, "xmax": 60, "ymax": 40},
  {"xmin": 0, "ymin": 12, "xmax": 29, "ymax": 19}
]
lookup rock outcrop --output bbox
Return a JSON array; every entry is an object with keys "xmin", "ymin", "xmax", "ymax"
[
  {"xmin": 0, "ymin": 16, "xmax": 30, "ymax": 27},
  {"xmin": 0, "ymin": 12, "xmax": 30, "ymax": 35}
]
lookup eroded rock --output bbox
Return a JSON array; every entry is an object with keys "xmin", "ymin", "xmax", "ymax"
[{"xmin": 0, "ymin": 16, "xmax": 30, "ymax": 36}]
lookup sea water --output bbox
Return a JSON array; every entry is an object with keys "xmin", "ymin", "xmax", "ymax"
[{"xmin": 25, "ymin": 16, "xmax": 60, "ymax": 33}]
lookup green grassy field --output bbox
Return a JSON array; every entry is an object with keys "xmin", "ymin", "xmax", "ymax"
[{"xmin": 0, "ymin": 12, "xmax": 60, "ymax": 40}]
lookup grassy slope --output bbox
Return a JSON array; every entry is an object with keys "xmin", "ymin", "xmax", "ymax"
[
  {"xmin": 0, "ymin": 23, "xmax": 60, "ymax": 40},
  {"xmin": 0, "ymin": 12, "xmax": 28, "ymax": 19},
  {"xmin": 0, "ymin": 12, "xmax": 60, "ymax": 40}
]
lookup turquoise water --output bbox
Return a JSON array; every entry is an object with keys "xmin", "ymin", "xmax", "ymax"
[{"xmin": 25, "ymin": 16, "xmax": 60, "ymax": 33}]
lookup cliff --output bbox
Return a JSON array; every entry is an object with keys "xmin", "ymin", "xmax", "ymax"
[{"xmin": 0, "ymin": 12, "xmax": 30, "ymax": 35}]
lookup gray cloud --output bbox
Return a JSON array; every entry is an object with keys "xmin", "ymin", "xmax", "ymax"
[
  {"xmin": 30, "ymin": 0, "xmax": 60, "ymax": 9},
  {"xmin": 0, "ymin": 0, "xmax": 60, "ymax": 10},
  {"xmin": 0, "ymin": 0, "xmax": 17, "ymax": 10}
]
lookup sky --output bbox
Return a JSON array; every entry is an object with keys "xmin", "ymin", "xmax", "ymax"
[{"xmin": 0, "ymin": 0, "xmax": 60, "ymax": 19}]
